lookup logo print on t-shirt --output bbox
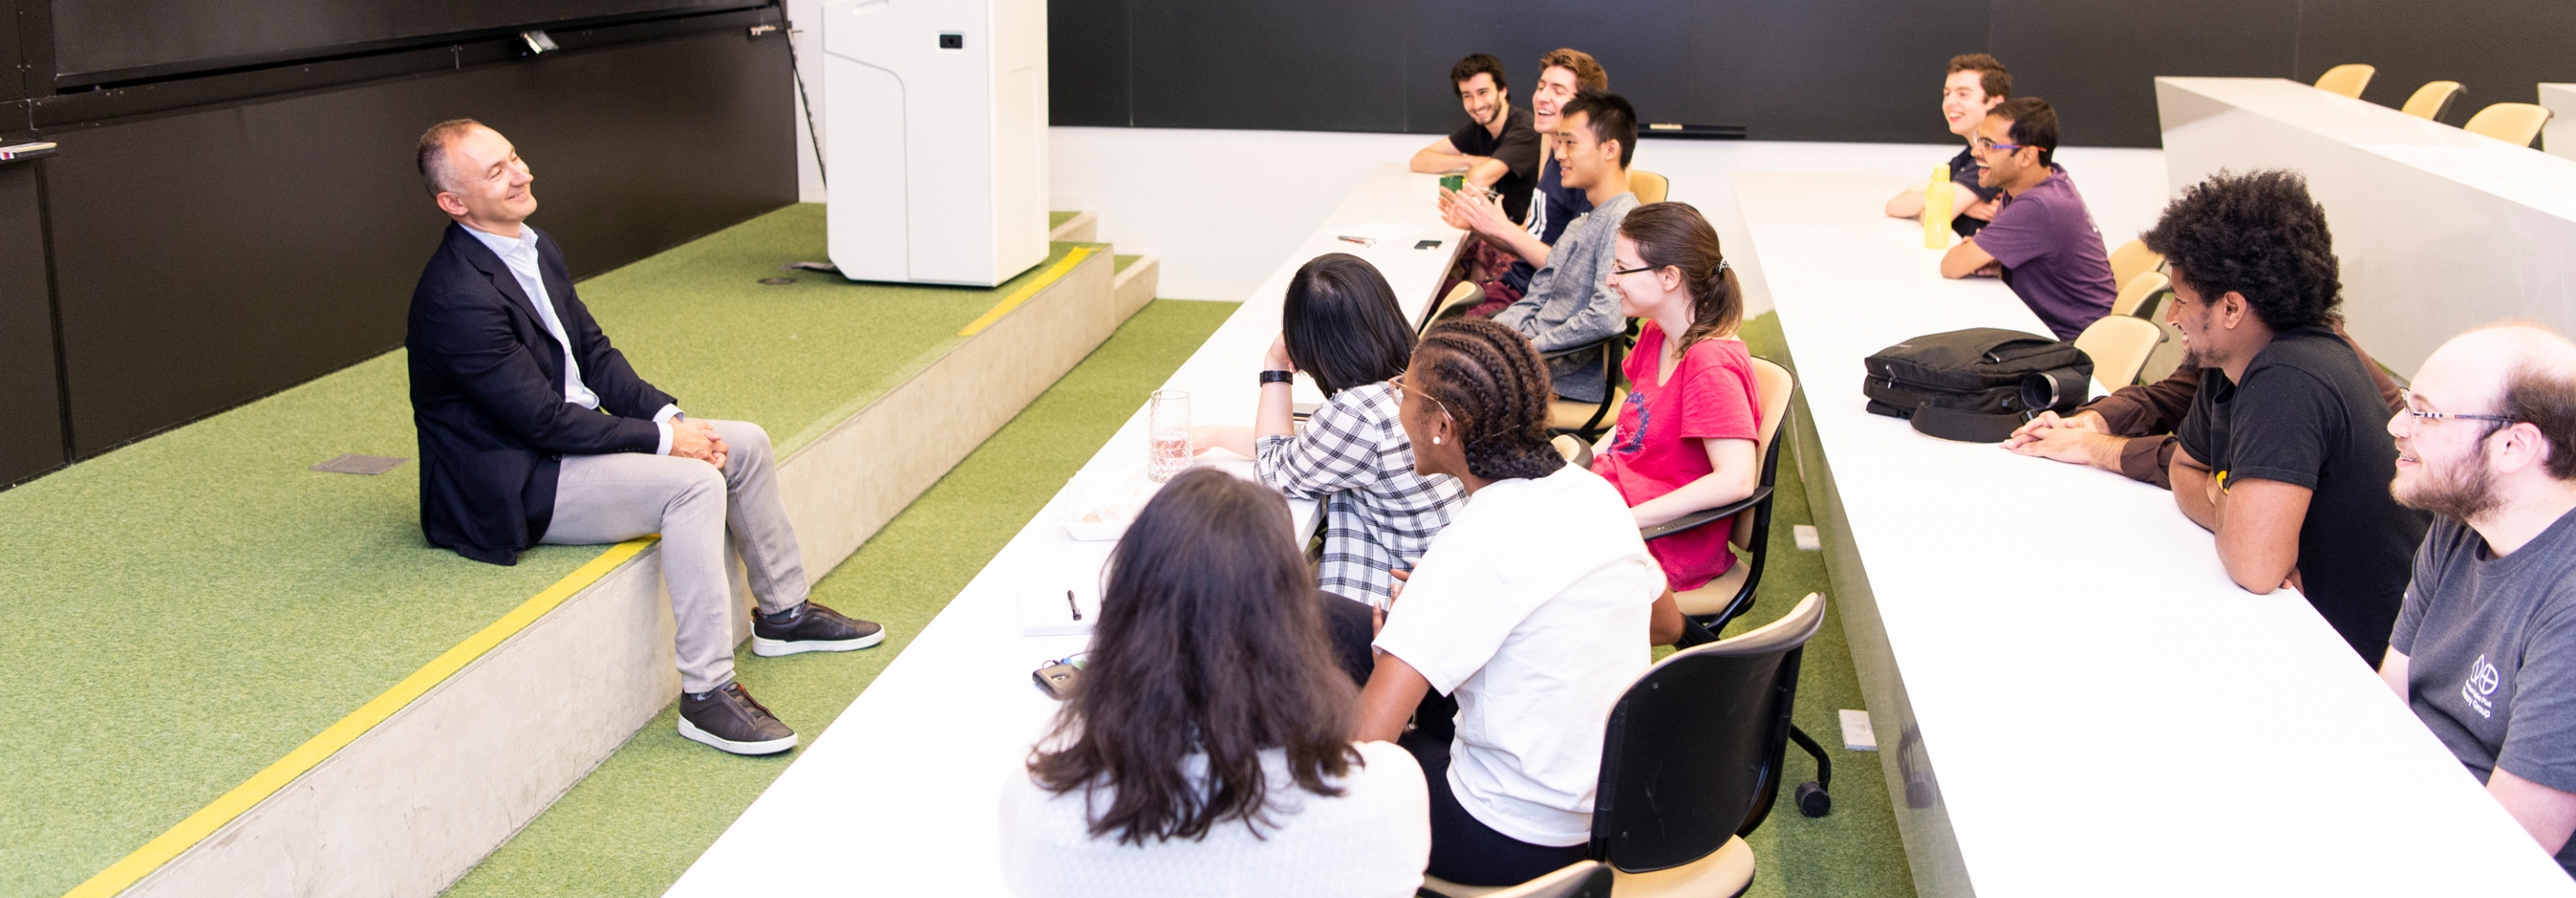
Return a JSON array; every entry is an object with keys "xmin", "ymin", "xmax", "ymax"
[
  {"xmin": 1614, "ymin": 393, "xmax": 1649, "ymax": 454},
  {"xmin": 2462, "ymin": 653, "xmax": 2501, "ymax": 719}
]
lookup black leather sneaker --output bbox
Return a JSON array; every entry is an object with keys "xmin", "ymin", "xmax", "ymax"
[
  {"xmin": 677, "ymin": 682, "xmax": 797, "ymax": 755},
  {"xmin": 751, "ymin": 601, "xmax": 886, "ymax": 657}
]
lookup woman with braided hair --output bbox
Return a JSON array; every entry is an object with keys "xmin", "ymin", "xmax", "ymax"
[
  {"xmin": 1590, "ymin": 201, "xmax": 1764, "ymax": 596},
  {"xmin": 1352, "ymin": 317, "xmax": 1669, "ymax": 887}
]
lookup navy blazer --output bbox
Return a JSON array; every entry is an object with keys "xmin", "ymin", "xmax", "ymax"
[{"xmin": 407, "ymin": 222, "xmax": 674, "ymax": 564}]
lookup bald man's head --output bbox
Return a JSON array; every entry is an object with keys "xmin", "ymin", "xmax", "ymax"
[{"xmin": 2396, "ymin": 323, "xmax": 2576, "ymax": 521}]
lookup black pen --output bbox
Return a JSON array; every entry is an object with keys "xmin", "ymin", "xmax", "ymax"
[{"xmin": 1066, "ymin": 589, "xmax": 1082, "ymax": 621}]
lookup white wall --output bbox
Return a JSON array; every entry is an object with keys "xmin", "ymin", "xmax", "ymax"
[{"xmin": 785, "ymin": 0, "xmax": 826, "ymax": 203}]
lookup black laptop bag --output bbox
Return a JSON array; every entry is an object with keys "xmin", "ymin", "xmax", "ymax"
[{"xmin": 1862, "ymin": 327, "xmax": 2095, "ymax": 443}]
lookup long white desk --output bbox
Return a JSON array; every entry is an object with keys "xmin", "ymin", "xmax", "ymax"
[
  {"xmin": 662, "ymin": 162, "xmax": 1463, "ymax": 897},
  {"xmin": 2156, "ymin": 76, "xmax": 2576, "ymax": 376},
  {"xmin": 1736, "ymin": 171, "xmax": 2573, "ymax": 896}
]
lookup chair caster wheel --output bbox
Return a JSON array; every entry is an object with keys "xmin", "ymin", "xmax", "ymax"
[{"xmin": 1794, "ymin": 781, "xmax": 1830, "ymax": 818}]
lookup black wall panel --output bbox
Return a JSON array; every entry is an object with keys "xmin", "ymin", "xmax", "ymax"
[
  {"xmin": 1988, "ymin": 0, "xmax": 2296, "ymax": 148},
  {"xmin": 2298, "ymin": 0, "xmax": 2576, "ymax": 127},
  {"xmin": 46, "ymin": 0, "xmax": 747, "ymax": 86},
  {"xmin": 1402, "ymin": 0, "xmax": 1692, "ymax": 135},
  {"xmin": 0, "ymin": 163, "xmax": 66, "ymax": 484},
  {"xmin": 41, "ymin": 27, "xmax": 793, "ymax": 457},
  {"xmin": 1052, "ymin": 0, "xmax": 2576, "ymax": 147},
  {"xmin": 1127, "ymin": 0, "xmax": 1409, "ymax": 132},
  {"xmin": 1048, "ymin": 0, "xmax": 1129, "ymax": 126},
  {"xmin": 1691, "ymin": 0, "xmax": 1988, "ymax": 144}
]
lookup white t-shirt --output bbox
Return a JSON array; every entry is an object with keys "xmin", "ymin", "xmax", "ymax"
[
  {"xmin": 1372, "ymin": 464, "xmax": 1662, "ymax": 846},
  {"xmin": 997, "ymin": 741, "xmax": 1430, "ymax": 897}
]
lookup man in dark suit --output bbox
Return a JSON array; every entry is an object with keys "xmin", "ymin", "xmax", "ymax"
[{"xmin": 407, "ymin": 119, "xmax": 879, "ymax": 756}]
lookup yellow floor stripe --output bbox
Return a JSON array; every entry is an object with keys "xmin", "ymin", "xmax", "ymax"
[
  {"xmin": 956, "ymin": 246, "xmax": 1094, "ymax": 337},
  {"xmin": 64, "ymin": 537, "xmax": 659, "ymax": 898}
]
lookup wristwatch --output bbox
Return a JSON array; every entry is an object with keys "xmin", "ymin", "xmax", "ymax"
[{"xmin": 1259, "ymin": 369, "xmax": 1294, "ymax": 385}]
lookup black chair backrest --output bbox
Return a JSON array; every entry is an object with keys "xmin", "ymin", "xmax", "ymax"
[{"xmin": 1589, "ymin": 593, "xmax": 1826, "ymax": 872}]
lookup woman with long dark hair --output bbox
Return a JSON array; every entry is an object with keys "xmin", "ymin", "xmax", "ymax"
[
  {"xmin": 1354, "ymin": 318, "xmax": 1667, "ymax": 887},
  {"xmin": 1591, "ymin": 201, "xmax": 1764, "ymax": 596},
  {"xmin": 1193, "ymin": 253, "xmax": 1467, "ymax": 611},
  {"xmin": 1001, "ymin": 468, "xmax": 1429, "ymax": 896}
]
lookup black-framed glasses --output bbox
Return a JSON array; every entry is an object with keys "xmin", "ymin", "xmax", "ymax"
[
  {"xmin": 1611, "ymin": 264, "xmax": 1660, "ymax": 276},
  {"xmin": 2398, "ymin": 388, "xmax": 2518, "ymax": 425}
]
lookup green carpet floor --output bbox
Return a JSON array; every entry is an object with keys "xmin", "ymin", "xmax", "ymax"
[
  {"xmin": 442, "ymin": 310, "xmax": 1917, "ymax": 898},
  {"xmin": 0, "ymin": 203, "xmax": 1101, "ymax": 898}
]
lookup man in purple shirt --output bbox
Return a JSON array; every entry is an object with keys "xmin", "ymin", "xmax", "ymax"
[{"xmin": 1938, "ymin": 97, "xmax": 2115, "ymax": 340}]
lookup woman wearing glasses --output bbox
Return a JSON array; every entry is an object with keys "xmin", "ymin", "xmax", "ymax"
[
  {"xmin": 1356, "ymin": 317, "xmax": 1666, "ymax": 887},
  {"xmin": 1589, "ymin": 202, "xmax": 1762, "ymax": 619}
]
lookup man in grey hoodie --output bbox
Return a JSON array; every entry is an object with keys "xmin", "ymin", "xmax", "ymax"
[{"xmin": 1493, "ymin": 89, "xmax": 1638, "ymax": 404}]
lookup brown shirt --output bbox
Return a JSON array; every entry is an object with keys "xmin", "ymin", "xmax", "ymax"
[{"xmin": 2077, "ymin": 321, "xmax": 2402, "ymax": 489}]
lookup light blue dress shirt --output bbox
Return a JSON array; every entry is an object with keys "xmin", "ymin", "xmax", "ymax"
[{"xmin": 464, "ymin": 223, "xmax": 680, "ymax": 454}]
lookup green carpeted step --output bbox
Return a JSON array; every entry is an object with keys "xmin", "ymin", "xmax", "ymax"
[
  {"xmin": 1049, "ymin": 210, "xmax": 1079, "ymax": 229},
  {"xmin": 0, "ymin": 202, "xmax": 1108, "ymax": 898},
  {"xmin": 1114, "ymin": 253, "xmax": 1140, "ymax": 273},
  {"xmin": 442, "ymin": 299, "xmax": 1240, "ymax": 897}
]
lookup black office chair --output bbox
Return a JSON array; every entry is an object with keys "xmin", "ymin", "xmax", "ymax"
[{"xmin": 1420, "ymin": 594, "xmax": 1832, "ymax": 898}]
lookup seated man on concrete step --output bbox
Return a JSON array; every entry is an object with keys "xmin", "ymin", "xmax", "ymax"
[
  {"xmin": 1490, "ymin": 89, "xmax": 1638, "ymax": 407},
  {"xmin": 2003, "ymin": 321, "xmax": 2403, "ymax": 488},
  {"xmin": 1438, "ymin": 47, "xmax": 1608, "ymax": 316},
  {"xmin": 1936, "ymin": 97, "xmax": 2114, "ymax": 341},
  {"xmin": 2382, "ymin": 323, "xmax": 2576, "ymax": 879},
  {"xmin": 1885, "ymin": 54, "xmax": 2011, "ymax": 238},
  {"xmin": 405, "ymin": 119, "xmax": 881, "ymax": 757},
  {"xmin": 2130, "ymin": 169, "xmax": 2427, "ymax": 663},
  {"xmin": 1411, "ymin": 54, "xmax": 1543, "ymax": 224}
]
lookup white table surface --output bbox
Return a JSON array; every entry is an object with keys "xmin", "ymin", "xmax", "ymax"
[
  {"xmin": 2157, "ymin": 76, "xmax": 2576, "ymax": 376},
  {"xmin": 1735, "ymin": 171, "xmax": 2573, "ymax": 896},
  {"xmin": 663, "ymin": 162, "xmax": 1464, "ymax": 897},
  {"xmin": 2538, "ymin": 83, "xmax": 2576, "ymax": 161}
]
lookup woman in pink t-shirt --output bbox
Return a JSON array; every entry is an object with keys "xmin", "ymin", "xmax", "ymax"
[{"xmin": 1589, "ymin": 202, "xmax": 1763, "ymax": 592}]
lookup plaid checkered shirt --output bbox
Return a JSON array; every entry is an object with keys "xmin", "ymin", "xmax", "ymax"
[{"xmin": 1255, "ymin": 381, "xmax": 1467, "ymax": 608}]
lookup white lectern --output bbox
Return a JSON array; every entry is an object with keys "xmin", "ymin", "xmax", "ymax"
[{"xmin": 821, "ymin": 0, "xmax": 1046, "ymax": 287}]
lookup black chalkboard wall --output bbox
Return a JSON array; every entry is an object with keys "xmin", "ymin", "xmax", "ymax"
[
  {"xmin": 0, "ymin": 4, "xmax": 795, "ymax": 487},
  {"xmin": 1050, "ymin": 0, "xmax": 2576, "ymax": 148},
  {"xmin": 47, "ymin": 0, "xmax": 747, "ymax": 85}
]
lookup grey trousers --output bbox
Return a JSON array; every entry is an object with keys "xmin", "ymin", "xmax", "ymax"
[{"xmin": 541, "ymin": 418, "xmax": 809, "ymax": 694}]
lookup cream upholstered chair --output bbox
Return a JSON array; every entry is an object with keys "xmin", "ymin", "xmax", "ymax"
[
  {"xmin": 1422, "ymin": 280, "xmax": 1484, "ymax": 333},
  {"xmin": 2313, "ymin": 64, "xmax": 2374, "ymax": 98},
  {"xmin": 2401, "ymin": 80, "xmax": 2464, "ymax": 121},
  {"xmin": 1629, "ymin": 169, "xmax": 1670, "ymax": 205},
  {"xmin": 2465, "ymin": 103, "xmax": 2554, "ymax": 147},
  {"xmin": 2106, "ymin": 239, "xmax": 2165, "ymax": 289},
  {"xmin": 1662, "ymin": 358, "xmax": 1796, "ymax": 623},
  {"xmin": 2075, "ymin": 315, "xmax": 2162, "ymax": 388},
  {"xmin": 2111, "ymin": 271, "xmax": 2169, "ymax": 318},
  {"xmin": 1427, "ymin": 860, "xmax": 1612, "ymax": 898}
]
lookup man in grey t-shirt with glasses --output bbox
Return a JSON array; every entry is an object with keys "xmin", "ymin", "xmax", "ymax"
[{"xmin": 2383, "ymin": 323, "xmax": 2576, "ymax": 877}]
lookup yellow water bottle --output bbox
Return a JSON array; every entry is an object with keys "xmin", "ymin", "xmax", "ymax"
[{"xmin": 1923, "ymin": 164, "xmax": 1953, "ymax": 249}]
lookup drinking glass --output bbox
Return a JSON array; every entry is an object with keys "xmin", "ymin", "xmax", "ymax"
[{"xmin": 1148, "ymin": 389, "xmax": 1191, "ymax": 482}]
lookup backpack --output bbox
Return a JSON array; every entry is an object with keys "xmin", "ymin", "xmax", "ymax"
[{"xmin": 1862, "ymin": 327, "xmax": 2095, "ymax": 443}]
